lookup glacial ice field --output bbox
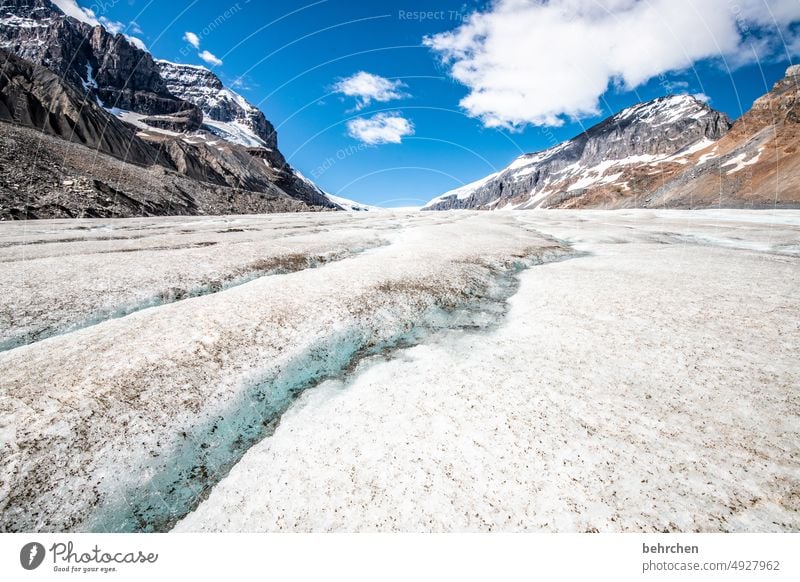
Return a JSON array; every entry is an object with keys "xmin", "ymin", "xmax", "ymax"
[{"xmin": 0, "ymin": 210, "xmax": 798, "ymax": 533}]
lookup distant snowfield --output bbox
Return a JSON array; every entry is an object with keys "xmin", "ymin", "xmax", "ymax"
[{"xmin": 0, "ymin": 211, "xmax": 798, "ymax": 533}]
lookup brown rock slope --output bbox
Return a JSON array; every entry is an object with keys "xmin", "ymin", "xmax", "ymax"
[
  {"xmin": 425, "ymin": 67, "xmax": 800, "ymax": 211},
  {"xmin": 645, "ymin": 66, "xmax": 800, "ymax": 209}
]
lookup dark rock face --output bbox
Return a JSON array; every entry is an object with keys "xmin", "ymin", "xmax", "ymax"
[
  {"xmin": 0, "ymin": 48, "xmax": 166, "ymax": 167},
  {"xmin": 0, "ymin": 0, "xmax": 199, "ymax": 116},
  {"xmin": 87, "ymin": 27, "xmax": 193, "ymax": 116},
  {"xmin": 0, "ymin": 0, "xmax": 337, "ymax": 217},
  {"xmin": 0, "ymin": 121, "xmax": 312, "ymax": 220},
  {"xmin": 425, "ymin": 95, "xmax": 733, "ymax": 210},
  {"xmin": 141, "ymin": 108, "xmax": 204, "ymax": 133}
]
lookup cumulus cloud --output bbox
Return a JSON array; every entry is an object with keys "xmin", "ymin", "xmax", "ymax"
[
  {"xmin": 183, "ymin": 31, "xmax": 201, "ymax": 49},
  {"xmin": 346, "ymin": 113, "xmax": 414, "ymax": 145},
  {"xmin": 181, "ymin": 31, "xmax": 225, "ymax": 69},
  {"xmin": 198, "ymin": 50, "xmax": 223, "ymax": 67},
  {"xmin": 425, "ymin": 0, "xmax": 800, "ymax": 129},
  {"xmin": 334, "ymin": 72, "xmax": 408, "ymax": 110}
]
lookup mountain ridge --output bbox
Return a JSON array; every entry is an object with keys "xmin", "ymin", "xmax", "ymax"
[
  {"xmin": 0, "ymin": 0, "xmax": 340, "ymax": 218},
  {"xmin": 155, "ymin": 60, "xmax": 280, "ymax": 152},
  {"xmin": 425, "ymin": 76, "xmax": 800, "ymax": 210},
  {"xmin": 425, "ymin": 94, "xmax": 735, "ymax": 210}
]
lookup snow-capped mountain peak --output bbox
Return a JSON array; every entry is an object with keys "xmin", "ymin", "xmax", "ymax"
[
  {"xmin": 425, "ymin": 94, "xmax": 732, "ymax": 211},
  {"xmin": 614, "ymin": 94, "xmax": 710, "ymax": 126},
  {"xmin": 155, "ymin": 60, "xmax": 277, "ymax": 150}
]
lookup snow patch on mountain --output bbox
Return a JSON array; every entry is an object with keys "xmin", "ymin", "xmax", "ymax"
[
  {"xmin": 81, "ymin": 62, "xmax": 97, "ymax": 91},
  {"xmin": 0, "ymin": 14, "xmax": 50, "ymax": 29},
  {"xmin": 155, "ymin": 59, "xmax": 274, "ymax": 149},
  {"xmin": 104, "ymin": 107, "xmax": 181, "ymax": 137},
  {"xmin": 425, "ymin": 94, "xmax": 732, "ymax": 211},
  {"xmin": 324, "ymin": 193, "xmax": 382, "ymax": 212},
  {"xmin": 290, "ymin": 170, "xmax": 380, "ymax": 211},
  {"xmin": 201, "ymin": 118, "xmax": 265, "ymax": 148},
  {"xmin": 423, "ymin": 172, "xmax": 501, "ymax": 209},
  {"xmin": 660, "ymin": 138, "xmax": 715, "ymax": 163},
  {"xmin": 722, "ymin": 148, "xmax": 764, "ymax": 174},
  {"xmin": 616, "ymin": 94, "xmax": 708, "ymax": 126}
]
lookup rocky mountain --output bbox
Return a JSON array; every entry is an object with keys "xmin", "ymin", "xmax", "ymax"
[
  {"xmin": 0, "ymin": 49, "xmax": 314, "ymax": 218},
  {"xmin": 0, "ymin": 119, "xmax": 314, "ymax": 219},
  {"xmin": 0, "ymin": 47, "xmax": 162, "ymax": 166},
  {"xmin": 156, "ymin": 60, "xmax": 278, "ymax": 151},
  {"xmin": 151, "ymin": 59, "xmax": 333, "ymax": 209},
  {"xmin": 0, "ymin": 0, "xmax": 197, "ymax": 117},
  {"xmin": 0, "ymin": 0, "xmax": 338, "ymax": 218},
  {"xmin": 425, "ymin": 94, "xmax": 733, "ymax": 210},
  {"xmin": 645, "ymin": 65, "xmax": 800, "ymax": 208}
]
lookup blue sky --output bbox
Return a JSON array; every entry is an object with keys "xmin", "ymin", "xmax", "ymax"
[{"xmin": 58, "ymin": 0, "xmax": 800, "ymax": 207}]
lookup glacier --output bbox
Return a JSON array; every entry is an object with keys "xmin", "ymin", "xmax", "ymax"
[{"xmin": 0, "ymin": 210, "xmax": 798, "ymax": 533}]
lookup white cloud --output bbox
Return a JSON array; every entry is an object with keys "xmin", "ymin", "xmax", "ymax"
[
  {"xmin": 425, "ymin": 0, "xmax": 800, "ymax": 129},
  {"xmin": 231, "ymin": 77, "xmax": 256, "ymax": 91},
  {"xmin": 334, "ymin": 71, "xmax": 408, "ymax": 110},
  {"xmin": 693, "ymin": 92, "xmax": 711, "ymax": 104},
  {"xmin": 52, "ymin": 1, "xmax": 124, "ymax": 35},
  {"xmin": 662, "ymin": 80, "xmax": 689, "ymax": 92},
  {"xmin": 346, "ymin": 113, "xmax": 414, "ymax": 145},
  {"xmin": 51, "ymin": 0, "xmax": 99, "ymax": 26},
  {"xmin": 53, "ymin": 1, "xmax": 148, "ymax": 52},
  {"xmin": 99, "ymin": 16, "xmax": 124, "ymax": 34},
  {"xmin": 198, "ymin": 50, "xmax": 223, "ymax": 67},
  {"xmin": 125, "ymin": 36, "xmax": 147, "ymax": 52},
  {"xmin": 183, "ymin": 32, "xmax": 201, "ymax": 49}
]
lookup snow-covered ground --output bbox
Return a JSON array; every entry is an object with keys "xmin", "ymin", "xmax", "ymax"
[
  {"xmin": 0, "ymin": 211, "xmax": 798, "ymax": 533},
  {"xmin": 0, "ymin": 214, "xmax": 390, "ymax": 350},
  {"xmin": 0, "ymin": 212, "xmax": 568, "ymax": 532}
]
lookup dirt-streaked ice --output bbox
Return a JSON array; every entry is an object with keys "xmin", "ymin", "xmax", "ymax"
[
  {"xmin": 0, "ymin": 211, "xmax": 568, "ymax": 532},
  {"xmin": 0, "ymin": 214, "xmax": 391, "ymax": 350},
  {"xmin": 1, "ymin": 210, "xmax": 797, "ymax": 533},
  {"xmin": 176, "ymin": 210, "xmax": 800, "ymax": 533}
]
